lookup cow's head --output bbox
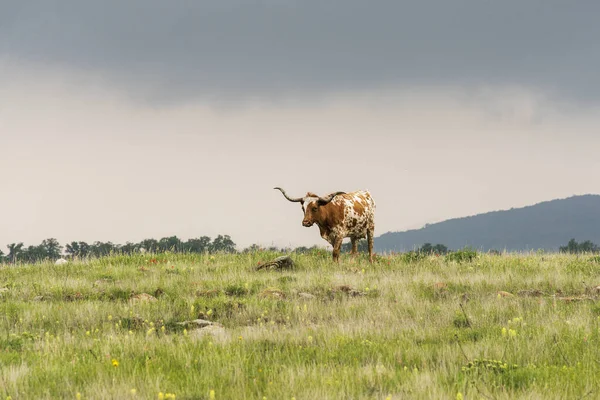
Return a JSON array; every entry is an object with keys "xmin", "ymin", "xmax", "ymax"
[{"xmin": 274, "ymin": 187, "xmax": 345, "ymax": 227}]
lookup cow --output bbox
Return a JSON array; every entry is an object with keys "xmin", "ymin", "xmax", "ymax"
[{"xmin": 274, "ymin": 187, "xmax": 376, "ymax": 263}]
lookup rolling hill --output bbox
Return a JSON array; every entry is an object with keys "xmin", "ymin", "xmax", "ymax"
[{"xmin": 374, "ymin": 194, "xmax": 600, "ymax": 252}]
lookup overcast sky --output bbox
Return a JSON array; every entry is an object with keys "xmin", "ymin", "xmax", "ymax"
[{"xmin": 1, "ymin": 1, "xmax": 599, "ymax": 250}]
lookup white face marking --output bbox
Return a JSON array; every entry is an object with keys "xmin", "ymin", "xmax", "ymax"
[{"xmin": 303, "ymin": 198, "xmax": 318, "ymax": 213}]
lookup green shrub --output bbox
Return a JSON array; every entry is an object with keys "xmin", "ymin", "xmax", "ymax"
[{"xmin": 445, "ymin": 248, "xmax": 478, "ymax": 263}]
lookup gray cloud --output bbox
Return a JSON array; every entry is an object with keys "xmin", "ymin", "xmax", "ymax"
[{"xmin": 1, "ymin": 1, "xmax": 599, "ymax": 103}]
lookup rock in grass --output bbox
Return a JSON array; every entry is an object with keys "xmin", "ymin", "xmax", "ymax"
[
  {"xmin": 93, "ymin": 278, "xmax": 115, "ymax": 287},
  {"xmin": 497, "ymin": 291, "xmax": 515, "ymax": 298},
  {"xmin": 255, "ymin": 256, "xmax": 295, "ymax": 271},
  {"xmin": 189, "ymin": 325, "xmax": 228, "ymax": 341},
  {"xmin": 129, "ymin": 293, "xmax": 158, "ymax": 303},
  {"xmin": 178, "ymin": 319, "xmax": 228, "ymax": 341},
  {"xmin": 178, "ymin": 319, "xmax": 221, "ymax": 329},
  {"xmin": 259, "ymin": 288, "xmax": 286, "ymax": 299},
  {"xmin": 333, "ymin": 285, "xmax": 364, "ymax": 297}
]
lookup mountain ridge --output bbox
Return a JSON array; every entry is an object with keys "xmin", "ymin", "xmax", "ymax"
[{"xmin": 374, "ymin": 194, "xmax": 600, "ymax": 252}]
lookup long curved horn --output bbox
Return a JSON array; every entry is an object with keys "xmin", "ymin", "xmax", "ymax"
[
  {"xmin": 274, "ymin": 187, "xmax": 304, "ymax": 202},
  {"xmin": 317, "ymin": 191, "xmax": 346, "ymax": 204}
]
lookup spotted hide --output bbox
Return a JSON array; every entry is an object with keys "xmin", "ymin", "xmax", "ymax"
[{"xmin": 274, "ymin": 188, "xmax": 376, "ymax": 262}]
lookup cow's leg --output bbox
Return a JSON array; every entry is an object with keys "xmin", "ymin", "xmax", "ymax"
[
  {"xmin": 351, "ymin": 237, "xmax": 358, "ymax": 256},
  {"xmin": 367, "ymin": 228, "xmax": 374, "ymax": 263},
  {"xmin": 332, "ymin": 237, "xmax": 343, "ymax": 263}
]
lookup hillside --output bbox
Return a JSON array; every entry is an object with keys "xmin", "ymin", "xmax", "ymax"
[{"xmin": 375, "ymin": 194, "xmax": 600, "ymax": 252}]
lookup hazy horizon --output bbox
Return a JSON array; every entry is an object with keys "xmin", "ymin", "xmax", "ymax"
[{"xmin": 2, "ymin": 1, "xmax": 599, "ymax": 249}]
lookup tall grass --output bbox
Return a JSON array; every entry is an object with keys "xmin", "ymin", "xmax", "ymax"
[{"xmin": 1, "ymin": 251, "xmax": 600, "ymax": 399}]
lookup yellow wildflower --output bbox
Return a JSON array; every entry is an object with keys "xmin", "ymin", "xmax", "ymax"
[
  {"xmin": 112, "ymin": 359, "xmax": 119, "ymax": 368},
  {"xmin": 456, "ymin": 393, "xmax": 463, "ymax": 400},
  {"xmin": 158, "ymin": 393, "xmax": 164, "ymax": 400},
  {"xmin": 209, "ymin": 390, "xmax": 216, "ymax": 399}
]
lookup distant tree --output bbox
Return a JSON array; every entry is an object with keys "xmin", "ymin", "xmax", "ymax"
[
  {"xmin": 560, "ymin": 239, "xmax": 579, "ymax": 253},
  {"xmin": 184, "ymin": 236, "xmax": 212, "ymax": 253},
  {"xmin": 158, "ymin": 236, "xmax": 183, "ymax": 253},
  {"xmin": 416, "ymin": 243, "xmax": 449, "ymax": 255},
  {"xmin": 210, "ymin": 235, "xmax": 236, "ymax": 253},
  {"xmin": 419, "ymin": 243, "xmax": 434, "ymax": 253},
  {"xmin": 40, "ymin": 238, "xmax": 62, "ymax": 260},
  {"xmin": 0, "ymin": 249, "xmax": 4, "ymax": 263},
  {"xmin": 65, "ymin": 242, "xmax": 80, "ymax": 257},
  {"xmin": 243, "ymin": 244, "xmax": 262, "ymax": 253},
  {"xmin": 140, "ymin": 239, "xmax": 159, "ymax": 253},
  {"xmin": 432, "ymin": 244, "xmax": 449, "ymax": 254},
  {"xmin": 560, "ymin": 238, "xmax": 600, "ymax": 254},
  {"xmin": 90, "ymin": 241, "xmax": 118, "ymax": 257},
  {"xmin": 293, "ymin": 246, "xmax": 311, "ymax": 254},
  {"xmin": 6, "ymin": 243, "xmax": 24, "ymax": 263},
  {"xmin": 579, "ymin": 240, "xmax": 599, "ymax": 253},
  {"xmin": 21, "ymin": 244, "xmax": 48, "ymax": 263},
  {"xmin": 65, "ymin": 241, "xmax": 91, "ymax": 258},
  {"xmin": 120, "ymin": 242, "xmax": 140, "ymax": 255},
  {"xmin": 341, "ymin": 239, "xmax": 368, "ymax": 253}
]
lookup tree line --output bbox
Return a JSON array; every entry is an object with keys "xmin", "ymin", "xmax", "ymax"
[
  {"xmin": 2, "ymin": 236, "xmax": 596, "ymax": 264},
  {"xmin": 0, "ymin": 235, "xmax": 237, "ymax": 264},
  {"xmin": 559, "ymin": 238, "xmax": 600, "ymax": 254},
  {"xmin": 0, "ymin": 235, "xmax": 336, "ymax": 264}
]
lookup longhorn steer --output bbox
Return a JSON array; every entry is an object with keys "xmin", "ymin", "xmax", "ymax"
[{"xmin": 274, "ymin": 187, "xmax": 376, "ymax": 263}]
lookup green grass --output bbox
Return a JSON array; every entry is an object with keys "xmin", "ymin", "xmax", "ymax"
[{"xmin": 2, "ymin": 251, "xmax": 600, "ymax": 399}]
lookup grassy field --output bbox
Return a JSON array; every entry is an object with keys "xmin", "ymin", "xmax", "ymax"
[{"xmin": 1, "ymin": 250, "xmax": 600, "ymax": 399}]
